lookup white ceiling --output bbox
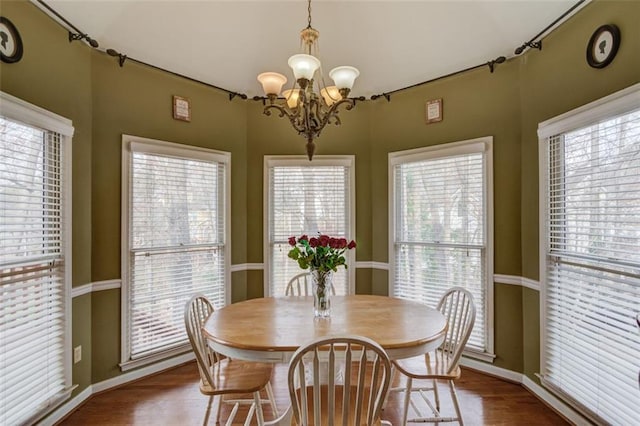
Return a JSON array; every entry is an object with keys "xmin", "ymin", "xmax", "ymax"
[{"xmin": 44, "ymin": 0, "xmax": 581, "ymax": 98}]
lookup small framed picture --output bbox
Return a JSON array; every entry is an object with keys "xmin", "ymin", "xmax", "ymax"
[
  {"xmin": 425, "ymin": 98, "xmax": 443, "ymax": 124},
  {"xmin": 173, "ymin": 95, "xmax": 191, "ymax": 122}
]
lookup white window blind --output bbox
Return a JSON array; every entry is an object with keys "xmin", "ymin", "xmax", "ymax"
[
  {"xmin": 540, "ymin": 99, "xmax": 640, "ymax": 425},
  {"xmin": 1, "ymin": 100, "xmax": 72, "ymax": 425},
  {"xmin": 266, "ymin": 157, "xmax": 354, "ymax": 296},
  {"xmin": 123, "ymin": 137, "xmax": 229, "ymax": 364},
  {"xmin": 390, "ymin": 140, "xmax": 492, "ymax": 353}
]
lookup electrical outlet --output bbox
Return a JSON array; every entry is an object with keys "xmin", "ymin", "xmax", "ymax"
[{"xmin": 74, "ymin": 345, "xmax": 82, "ymax": 364}]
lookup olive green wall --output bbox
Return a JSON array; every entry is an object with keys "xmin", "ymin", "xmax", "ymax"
[
  {"xmin": 0, "ymin": 0, "xmax": 94, "ymax": 396},
  {"xmin": 1, "ymin": 0, "xmax": 638, "ymax": 414},
  {"xmin": 518, "ymin": 0, "xmax": 640, "ymax": 380},
  {"xmin": 89, "ymin": 48, "xmax": 249, "ymax": 381}
]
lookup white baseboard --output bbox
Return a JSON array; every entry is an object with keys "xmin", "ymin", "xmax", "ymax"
[
  {"xmin": 460, "ymin": 357, "xmax": 587, "ymax": 425},
  {"xmin": 522, "ymin": 376, "xmax": 590, "ymax": 426},
  {"xmin": 40, "ymin": 386, "xmax": 93, "ymax": 426},
  {"xmin": 41, "ymin": 352, "xmax": 195, "ymax": 425},
  {"xmin": 460, "ymin": 357, "xmax": 523, "ymax": 383}
]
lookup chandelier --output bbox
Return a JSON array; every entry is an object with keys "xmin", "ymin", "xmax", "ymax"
[{"xmin": 257, "ymin": 0, "xmax": 359, "ymax": 160}]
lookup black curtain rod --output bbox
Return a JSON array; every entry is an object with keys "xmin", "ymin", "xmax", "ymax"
[
  {"xmin": 35, "ymin": 0, "xmax": 84, "ymax": 35},
  {"xmin": 525, "ymin": 0, "xmax": 587, "ymax": 47},
  {"xmin": 127, "ymin": 57, "xmax": 246, "ymax": 99}
]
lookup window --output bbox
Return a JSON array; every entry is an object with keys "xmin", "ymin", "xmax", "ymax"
[
  {"xmin": 0, "ymin": 92, "xmax": 73, "ymax": 424},
  {"xmin": 539, "ymin": 84, "xmax": 640, "ymax": 425},
  {"xmin": 389, "ymin": 138, "xmax": 493, "ymax": 357},
  {"xmin": 265, "ymin": 156, "xmax": 355, "ymax": 296},
  {"xmin": 121, "ymin": 135, "xmax": 230, "ymax": 370}
]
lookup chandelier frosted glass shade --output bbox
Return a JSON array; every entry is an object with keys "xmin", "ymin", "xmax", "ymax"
[
  {"xmin": 329, "ymin": 66, "xmax": 360, "ymax": 91},
  {"xmin": 257, "ymin": 72, "xmax": 287, "ymax": 96},
  {"xmin": 282, "ymin": 89, "xmax": 301, "ymax": 108},
  {"xmin": 288, "ymin": 54, "xmax": 321, "ymax": 81},
  {"xmin": 320, "ymin": 86, "xmax": 341, "ymax": 106}
]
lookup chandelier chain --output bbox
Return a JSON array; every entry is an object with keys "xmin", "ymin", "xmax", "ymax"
[{"xmin": 307, "ymin": 0, "xmax": 312, "ymax": 29}]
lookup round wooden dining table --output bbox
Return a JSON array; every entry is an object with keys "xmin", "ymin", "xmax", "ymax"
[{"xmin": 202, "ymin": 294, "xmax": 447, "ymax": 362}]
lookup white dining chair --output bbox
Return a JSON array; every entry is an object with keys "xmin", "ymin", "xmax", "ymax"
[
  {"xmin": 391, "ymin": 287, "xmax": 476, "ymax": 425},
  {"xmin": 184, "ymin": 294, "xmax": 279, "ymax": 425},
  {"xmin": 286, "ymin": 334, "xmax": 392, "ymax": 425}
]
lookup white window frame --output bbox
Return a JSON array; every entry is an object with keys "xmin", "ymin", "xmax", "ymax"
[
  {"xmin": 120, "ymin": 134, "xmax": 231, "ymax": 371},
  {"xmin": 538, "ymin": 83, "xmax": 640, "ymax": 424},
  {"xmin": 0, "ymin": 91, "xmax": 74, "ymax": 423},
  {"xmin": 389, "ymin": 137, "xmax": 495, "ymax": 362},
  {"xmin": 263, "ymin": 155, "xmax": 356, "ymax": 297}
]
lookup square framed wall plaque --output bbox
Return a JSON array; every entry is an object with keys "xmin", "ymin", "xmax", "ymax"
[
  {"xmin": 425, "ymin": 98, "xmax": 443, "ymax": 124},
  {"xmin": 173, "ymin": 95, "xmax": 191, "ymax": 122}
]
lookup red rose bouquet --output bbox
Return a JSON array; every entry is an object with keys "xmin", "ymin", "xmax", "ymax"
[{"xmin": 287, "ymin": 234, "xmax": 357, "ymax": 273}]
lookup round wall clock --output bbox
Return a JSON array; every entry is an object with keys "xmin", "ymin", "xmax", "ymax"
[
  {"xmin": 586, "ymin": 24, "xmax": 620, "ymax": 69},
  {"xmin": 0, "ymin": 17, "xmax": 23, "ymax": 63}
]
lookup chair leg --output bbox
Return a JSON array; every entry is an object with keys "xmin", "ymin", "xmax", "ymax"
[
  {"xmin": 401, "ymin": 376, "xmax": 413, "ymax": 426},
  {"xmin": 382, "ymin": 365, "xmax": 397, "ymax": 410},
  {"xmin": 216, "ymin": 395, "xmax": 223, "ymax": 425},
  {"xmin": 449, "ymin": 380, "xmax": 463, "ymax": 426},
  {"xmin": 254, "ymin": 391, "xmax": 265, "ymax": 426},
  {"xmin": 433, "ymin": 378, "xmax": 440, "ymax": 411},
  {"xmin": 265, "ymin": 382, "xmax": 279, "ymax": 417},
  {"xmin": 204, "ymin": 395, "xmax": 214, "ymax": 426}
]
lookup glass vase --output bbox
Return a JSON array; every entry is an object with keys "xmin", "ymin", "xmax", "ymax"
[{"xmin": 311, "ymin": 269, "xmax": 332, "ymax": 318}]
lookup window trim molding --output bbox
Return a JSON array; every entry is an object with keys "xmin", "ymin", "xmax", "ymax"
[
  {"xmin": 538, "ymin": 82, "xmax": 640, "ymax": 140},
  {"xmin": 263, "ymin": 155, "xmax": 356, "ymax": 297},
  {"xmin": 120, "ymin": 134, "xmax": 231, "ymax": 369},
  {"xmin": 0, "ymin": 90, "xmax": 74, "ymax": 420},
  {"xmin": 388, "ymin": 136, "xmax": 494, "ymax": 358},
  {"xmin": 537, "ymin": 83, "xmax": 640, "ymax": 407}
]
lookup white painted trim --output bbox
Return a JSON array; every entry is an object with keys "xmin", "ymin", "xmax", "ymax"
[
  {"xmin": 355, "ymin": 261, "xmax": 389, "ymax": 270},
  {"xmin": 538, "ymin": 82, "xmax": 640, "ymax": 139},
  {"xmin": 230, "ymin": 263, "xmax": 265, "ymax": 272},
  {"xmin": 107, "ymin": 352, "xmax": 194, "ymax": 390},
  {"xmin": 120, "ymin": 345, "xmax": 191, "ymax": 372},
  {"xmin": 92, "ymin": 279, "xmax": 122, "ymax": 292},
  {"xmin": 72, "ymin": 274, "xmax": 542, "ymax": 296},
  {"xmin": 493, "ymin": 274, "xmax": 540, "ymax": 291},
  {"xmin": 71, "ymin": 283, "xmax": 92, "ymax": 298},
  {"xmin": 71, "ymin": 279, "xmax": 122, "ymax": 298},
  {"xmin": 460, "ymin": 358, "xmax": 589, "ymax": 425},
  {"xmin": 40, "ymin": 353, "xmax": 194, "ymax": 425},
  {"xmin": 460, "ymin": 357, "xmax": 523, "ymax": 383},
  {"xmin": 0, "ymin": 91, "xmax": 74, "ymax": 136},
  {"xmin": 522, "ymin": 376, "xmax": 590, "ymax": 426},
  {"xmin": 39, "ymin": 386, "xmax": 90, "ymax": 426}
]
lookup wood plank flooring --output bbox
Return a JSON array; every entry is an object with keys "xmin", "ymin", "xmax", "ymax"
[{"xmin": 59, "ymin": 362, "xmax": 568, "ymax": 425}]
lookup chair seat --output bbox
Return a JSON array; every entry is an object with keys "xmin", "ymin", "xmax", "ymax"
[
  {"xmin": 292, "ymin": 385, "xmax": 385, "ymax": 426},
  {"xmin": 199, "ymin": 358, "xmax": 274, "ymax": 396},
  {"xmin": 393, "ymin": 350, "xmax": 461, "ymax": 380}
]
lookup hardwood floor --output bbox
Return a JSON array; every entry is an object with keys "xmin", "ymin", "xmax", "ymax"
[{"xmin": 60, "ymin": 362, "xmax": 568, "ymax": 425}]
